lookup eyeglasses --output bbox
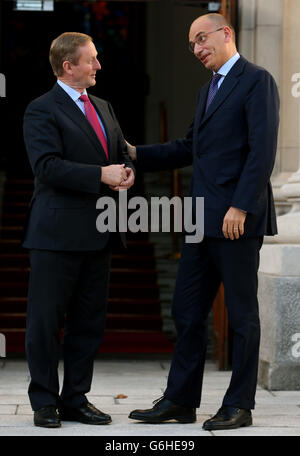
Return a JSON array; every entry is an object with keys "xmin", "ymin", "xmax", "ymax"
[{"xmin": 188, "ymin": 27, "xmax": 224, "ymax": 52}]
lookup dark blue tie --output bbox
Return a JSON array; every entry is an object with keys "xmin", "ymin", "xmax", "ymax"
[{"xmin": 205, "ymin": 73, "xmax": 222, "ymax": 113}]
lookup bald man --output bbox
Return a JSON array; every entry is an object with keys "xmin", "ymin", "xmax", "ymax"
[{"xmin": 126, "ymin": 14, "xmax": 279, "ymax": 430}]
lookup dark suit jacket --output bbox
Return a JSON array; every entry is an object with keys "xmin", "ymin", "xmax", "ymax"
[
  {"xmin": 23, "ymin": 83, "xmax": 135, "ymax": 250},
  {"xmin": 136, "ymin": 56, "xmax": 279, "ymax": 238}
]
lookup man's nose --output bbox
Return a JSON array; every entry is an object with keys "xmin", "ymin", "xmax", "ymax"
[
  {"xmin": 194, "ymin": 42, "xmax": 203, "ymax": 56},
  {"xmin": 95, "ymin": 59, "xmax": 101, "ymax": 70}
]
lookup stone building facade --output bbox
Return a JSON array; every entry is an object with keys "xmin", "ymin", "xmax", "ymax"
[{"xmin": 239, "ymin": 0, "xmax": 300, "ymax": 389}]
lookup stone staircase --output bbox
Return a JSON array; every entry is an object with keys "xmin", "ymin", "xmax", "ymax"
[{"xmin": 0, "ymin": 176, "xmax": 174, "ymax": 354}]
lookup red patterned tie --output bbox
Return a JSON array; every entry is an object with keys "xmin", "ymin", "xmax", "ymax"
[{"xmin": 79, "ymin": 94, "xmax": 109, "ymax": 159}]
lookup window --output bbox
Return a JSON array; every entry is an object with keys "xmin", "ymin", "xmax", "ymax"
[{"xmin": 14, "ymin": 0, "xmax": 54, "ymax": 11}]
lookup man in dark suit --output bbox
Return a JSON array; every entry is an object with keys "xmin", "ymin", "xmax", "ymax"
[
  {"xmin": 127, "ymin": 13, "xmax": 279, "ymax": 430},
  {"xmin": 23, "ymin": 32, "xmax": 135, "ymax": 428}
]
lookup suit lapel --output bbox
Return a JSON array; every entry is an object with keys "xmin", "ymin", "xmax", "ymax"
[
  {"xmin": 53, "ymin": 84, "xmax": 109, "ymax": 162},
  {"xmin": 198, "ymin": 56, "xmax": 247, "ymax": 129},
  {"xmin": 195, "ymin": 81, "xmax": 210, "ymax": 126}
]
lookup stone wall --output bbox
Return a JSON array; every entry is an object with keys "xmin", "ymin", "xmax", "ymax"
[{"xmin": 239, "ymin": 0, "xmax": 300, "ymax": 389}]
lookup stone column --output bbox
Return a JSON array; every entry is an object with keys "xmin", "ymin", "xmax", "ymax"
[
  {"xmin": 258, "ymin": 0, "xmax": 300, "ymax": 389},
  {"xmin": 239, "ymin": 0, "xmax": 290, "ymax": 214}
]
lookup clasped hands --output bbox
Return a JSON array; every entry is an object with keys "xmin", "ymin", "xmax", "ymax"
[
  {"xmin": 101, "ymin": 164, "xmax": 135, "ymax": 191},
  {"xmin": 108, "ymin": 141, "xmax": 246, "ymax": 240},
  {"xmin": 100, "ymin": 140, "xmax": 137, "ymax": 191}
]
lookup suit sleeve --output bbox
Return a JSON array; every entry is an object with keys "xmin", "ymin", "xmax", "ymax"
[
  {"xmin": 135, "ymin": 120, "xmax": 194, "ymax": 172},
  {"xmin": 230, "ymin": 71, "xmax": 280, "ymax": 213},
  {"xmin": 23, "ymin": 99, "xmax": 103, "ymax": 194}
]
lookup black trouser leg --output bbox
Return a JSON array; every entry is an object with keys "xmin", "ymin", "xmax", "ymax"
[
  {"xmin": 210, "ymin": 237, "xmax": 263, "ymax": 410},
  {"xmin": 26, "ymin": 250, "xmax": 82, "ymax": 411},
  {"xmin": 164, "ymin": 236, "xmax": 263, "ymax": 410},
  {"xmin": 60, "ymin": 249, "xmax": 111, "ymax": 408},
  {"xmin": 26, "ymin": 248, "xmax": 111, "ymax": 411},
  {"xmin": 164, "ymin": 239, "xmax": 221, "ymax": 407}
]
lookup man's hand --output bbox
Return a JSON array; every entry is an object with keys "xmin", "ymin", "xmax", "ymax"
[
  {"xmin": 109, "ymin": 167, "xmax": 135, "ymax": 191},
  {"xmin": 222, "ymin": 206, "xmax": 247, "ymax": 240},
  {"xmin": 101, "ymin": 164, "xmax": 127, "ymax": 186},
  {"xmin": 126, "ymin": 140, "xmax": 137, "ymax": 161}
]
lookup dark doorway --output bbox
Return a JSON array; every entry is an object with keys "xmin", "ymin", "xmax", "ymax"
[
  {"xmin": 0, "ymin": 1, "xmax": 177, "ymax": 356},
  {"xmin": 1, "ymin": 0, "xmax": 146, "ymax": 175}
]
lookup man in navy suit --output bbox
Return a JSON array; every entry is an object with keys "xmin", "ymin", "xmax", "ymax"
[
  {"xmin": 128, "ymin": 13, "xmax": 279, "ymax": 430},
  {"xmin": 23, "ymin": 32, "xmax": 135, "ymax": 428}
]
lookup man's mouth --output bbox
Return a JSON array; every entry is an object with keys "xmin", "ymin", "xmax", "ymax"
[{"xmin": 200, "ymin": 53, "xmax": 210, "ymax": 64}]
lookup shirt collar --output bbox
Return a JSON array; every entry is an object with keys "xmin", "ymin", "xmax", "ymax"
[
  {"xmin": 57, "ymin": 79, "xmax": 87, "ymax": 101},
  {"xmin": 214, "ymin": 52, "xmax": 240, "ymax": 77}
]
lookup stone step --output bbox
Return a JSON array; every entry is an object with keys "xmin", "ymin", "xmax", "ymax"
[
  {"xmin": 0, "ymin": 267, "xmax": 157, "ymax": 283},
  {"xmin": 0, "ymin": 282, "xmax": 160, "ymax": 299},
  {"xmin": 1, "ymin": 202, "xmax": 28, "ymax": 214},
  {"xmin": 2, "ymin": 191, "xmax": 32, "ymax": 203},
  {"xmin": 0, "ymin": 296, "xmax": 161, "ymax": 314},
  {"xmin": 0, "ymin": 253, "xmax": 156, "ymax": 269},
  {"xmin": 0, "ymin": 239, "xmax": 155, "ymax": 254},
  {"xmin": 0, "ymin": 312, "xmax": 163, "ymax": 330},
  {"xmin": 4, "ymin": 179, "xmax": 34, "ymax": 192},
  {"xmin": 0, "ymin": 328, "xmax": 174, "ymax": 353}
]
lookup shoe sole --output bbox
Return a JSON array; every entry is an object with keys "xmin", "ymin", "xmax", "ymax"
[
  {"xmin": 60, "ymin": 416, "xmax": 112, "ymax": 425},
  {"xmin": 203, "ymin": 417, "xmax": 252, "ymax": 431},
  {"xmin": 129, "ymin": 415, "xmax": 196, "ymax": 424},
  {"xmin": 34, "ymin": 422, "xmax": 61, "ymax": 428}
]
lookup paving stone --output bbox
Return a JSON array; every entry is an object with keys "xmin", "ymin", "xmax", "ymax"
[
  {"xmin": 0, "ymin": 360, "xmax": 298, "ymax": 436},
  {"xmin": 254, "ymin": 414, "xmax": 300, "ymax": 427},
  {"xmin": 211, "ymin": 426, "xmax": 300, "ymax": 436},
  {"xmin": 0, "ymin": 395, "xmax": 28, "ymax": 405},
  {"xmin": 0, "ymin": 388, "xmax": 28, "ymax": 395},
  {"xmin": 254, "ymin": 404, "xmax": 300, "ymax": 416},
  {"xmin": 16, "ymin": 405, "xmax": 33, "ymax": 415},
  {"xmin": 0, "ymin": 414, "xmax": 211, "ymax": 437},
  {"xmin": 270, "ymin": 391, "xmax": 300, "ymax": 405},
  {"xmin": 0, "ymin": 405, "xmax": 17, "ymax": 415}
]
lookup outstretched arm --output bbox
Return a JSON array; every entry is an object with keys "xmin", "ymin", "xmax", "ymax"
[{"xmin": 126, "ymin": 120, "xmax": 194, "ymax": 172}]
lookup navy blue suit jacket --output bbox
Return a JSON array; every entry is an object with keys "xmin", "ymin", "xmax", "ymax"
[
  {"xmin": 136, "ymin": 56, "xmax": 279, "ymax": 238},
  {"xmin": 23, "ymin": 83, "xmax": 134, "ymax": 250}
]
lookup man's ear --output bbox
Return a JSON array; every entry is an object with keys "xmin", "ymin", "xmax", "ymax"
[
  {"xmin": 62, "ymin": 60, "xmax": 73, "ymax": 76},
  {"xmin": 223, "ymin": 26, "xmax": 232, "ymax": 43}
]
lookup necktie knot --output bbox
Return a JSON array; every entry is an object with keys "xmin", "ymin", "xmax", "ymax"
[
  {"xmin": 79, "ymin": 94, "xmax": 89, "ymax": 103},
  {"xmin": 212, "ymin": 73, "xmax": 222, "ymax": 83}
]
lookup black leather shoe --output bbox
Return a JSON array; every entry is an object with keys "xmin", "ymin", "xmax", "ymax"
[
  {"xmin": 34, "ymin": 406, "xmax": 61, "ymax": 428},
  {"xmin": 128, "ymin": 396, "xmax": 196, "ymax": 423},
  {"xmin": 203, "ymin": 406, "xmax": 252, "ymax": 430},
  {"xmin": 60, "ymin": 402, "xmax": 111, "ymax": 425}
]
